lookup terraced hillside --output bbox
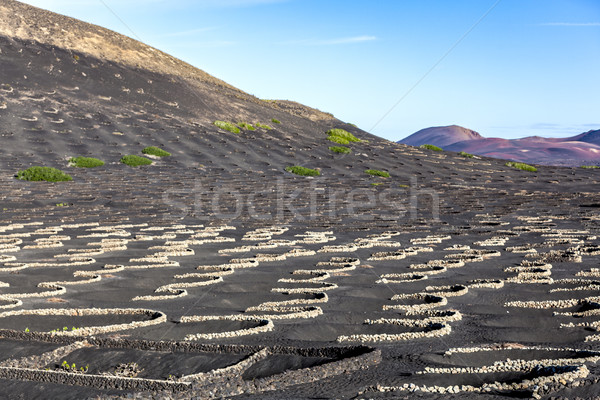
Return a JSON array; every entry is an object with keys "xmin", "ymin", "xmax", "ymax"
[{"xmin": 1, "ymin": 1, "xmax": 600, "ymax": 399}]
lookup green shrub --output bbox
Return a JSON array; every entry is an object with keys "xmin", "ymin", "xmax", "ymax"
[
  {"xmin": 581, "ymin": 165, "xmax": 600, "ymax": 169},
  {"xmin": 398, "ymin": 184, "xmax": 410, "ymax": 188},
  {"xmin": 16, "ymin": 166, "xmax": 72, "ymax": 182},
  {"xmin": 329, "ymin": 146, "xmax": 351, "ymax": 154},
  {"xmin": 120, "ymin": 155, "xmax": 152, "ymax": 167},
  {"xmin": 327, "ymin": 136, "xmax": 350, "ymax": 145},
  {"xmin": 69, "ymin": 157, "xmax": 104, "ymax": 168},
  {"xmin": 365, "ymin": 169, "xmax": 390, "ymax": 178},
  {"xmin": 214, "ymin": 120, "xmax": 241, "ymax": 134},
  {"xmin": 255, "ymin": 123, "xmax": 273, "ymax": 130},
  {"xmin": 142, "ymin": 146, "xmax": 171, "ymax": 157},
  {"xmin": 506, "ymin": 161, "xmax": 537, "ymax": 172},
  {"xmin": 420, "ymin": 144, "xmax": 443, "ymax": 151},
  {"xmin": 238, "ymin": 122, "xmax": 256, "ymax": 131},
  {"xmin": 326, "ymin": 128, "xmax": 360, "ymax": 143},
  {"xmin": 285, "ymin": 166, "xmax": 321, "ymax": 176},
  {"xmin": 371, "ymin": 182, "xmax": 384, "ymax": 186},
  {"xmin": 271, "ymin": 118, "xmax": 281, "ymax": 124},
  {"xmin": 458, "ymin": 151, "xmax": 474, "ymax": 158}
]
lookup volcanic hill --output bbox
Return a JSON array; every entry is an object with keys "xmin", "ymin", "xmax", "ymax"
[
  {"xmin": 400, "ymin": 125, "xmax": 600, "ymax": 167},
  {"xmin": 400, "ymin": 125, "xmax": 484, "ymax": 148},
  {"xmin": 1, "ymin": 1, "xmax": 600, "ymax": 399}
]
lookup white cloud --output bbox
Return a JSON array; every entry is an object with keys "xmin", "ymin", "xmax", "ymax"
[
  {"xmin": 158, "ymin": 27, "xmax": 217, "ymax": 38},
  {"xmin": 539, "ymin": 22, "xmax": 600, "ymax": 27},
  {"xmin": 319, "ymin": 35, "xmax": 377, "ymax": 45},
  {"xmin": 285, "ymin": 35, "xmax": 377, "ymax": 46},
  {"xmin": 165, "ymin": 40, "xmax": 236, "ymax": 48}
]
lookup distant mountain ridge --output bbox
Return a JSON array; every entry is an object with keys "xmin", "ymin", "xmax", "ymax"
[
  {"xmin": 571, "ymin": 129, "xmax": 600, "ymax": 146},
  {"xmin": 399, "ymin": 126, "xmax": 600, "ymax": 167},
  {"xmin": 401, "ymin": 125, "xmax": 483, "ymax": 148}
]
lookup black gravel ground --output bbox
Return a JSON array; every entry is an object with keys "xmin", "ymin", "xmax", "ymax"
[{"xmin": 1, "ymin": 5, "xmax": 600, "ymax": 398}]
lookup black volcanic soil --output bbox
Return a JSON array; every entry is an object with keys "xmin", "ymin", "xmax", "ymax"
[{"xmin": 1, "ymin": 3, "xmax": 600, "ymax": 399}]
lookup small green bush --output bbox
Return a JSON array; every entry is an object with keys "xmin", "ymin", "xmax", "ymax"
[
  {"xmin": 271, "ymin": 118, "xmax": 281, "ymax": 124},
  {"xmin": 69, "ymin": 157, "xmax": 104, "ymax": 168},
  {"xmin": 285, "ymin": 166, "xmax": 321, "ymax": 176},
  {"xmin": 214, "ymin": 120, "xmax": 241, "ymax": 134},
  {"xmin": 371, "ymin": 182, "xmax": 384, "ymax": 186},
  {"xmin": 581, "ymin": 165, "xmax": 600, "ymax": 169},
  {"xmin": 16, "ymin": 166, "xmax": 72, "ymax": 182},
  {"xmin": 238, "ymin": 122, "xmax": 256, "ymax": 131},
  {"xmin": 142, "ymin": 146, "xmax": 171, "ymax": 157},
  {"xmin": 326, "ymin": 128, "xmax": 360, "ymax": 143},
  {"xmin": 329, "ymin": 146, "xmax": 351, "ymax": 154},
  {"xmin": 365, "ymin": 169, "xmax": 390, "ymax": 178},
  {"xmin": 420, "ymin": 144, "xmax": 443, "ymax": 151},
  {"xmin": 506, "ymin": 161, "xmax": 537, "ymax": 172},
  {"xmin": 458, "ymin": 151, "xmax": 474, "ymax": 158},
  {"xmin": 327, "ymin": 136, "xmax": 350, "ymax": 145},
  {"xmin": 120, "ymin": 155, "xmax": 152, "ymax": 167},
  {"xmin": 255, "ymin": 123, "xmax": 272, "ymax": 130}
]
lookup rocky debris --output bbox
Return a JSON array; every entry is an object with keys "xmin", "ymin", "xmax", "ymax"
[
  {"xmin": 179, "ymin": 315, "xmax": 274, "ymax": 341},
  {"xmin": 424, "ymin": 284, "xmax": 468, "ymax": 297},
  {"xmin": 505, "ymin": 260, "xmax": 553, "ymax": 284},
  {"xmin": 469, "ymin": 279, "xmax": 504, "ymax": 289},
  {"xmin": 337, "ymin": 322, "xmax": 451, "ymax": 343},
  {"xmin": 103, "ymin": 362, "xmax": 143, "ymax": 378},
  {"xmin": 385, "ymin": 294, "xmax": 448, "ymax": 312},
  {"xmin": 132, "ymin": 275, "xmax": 223, "ymax": 302},
  {"xmin": 532, "ymin": 249, "xmax": 583, "ymax": 263},
  {"xmin": 318, "ymin": 244, "xmax": 359, "ymax": 253},
  {"xmin": 0, "ymin": 308, "xmax": 166, "ymax": 336},
  {"xmin": 371, "ymin": 345, "xmax": 599, "ymax": 397}
]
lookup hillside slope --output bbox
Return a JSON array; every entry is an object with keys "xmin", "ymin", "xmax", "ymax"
[
  {"xmin": 570, "ymin": 129, "xmax": 600, "ymax": 146},
  {"xmin": 0, "ymin": 0, "xmax": 597, "ymax": 219},
  {"xmin": 1, "ymin": 0, "xmax": 586, "ymax": 208}
]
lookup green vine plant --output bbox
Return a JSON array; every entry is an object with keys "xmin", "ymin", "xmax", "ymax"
[
  {"xmin": 58, "ymin": 360, "xmax": 89, "ymax": 374},
  {"xmin": 50, "ymin": 326, "xmax": 80, "ymax": 333}
]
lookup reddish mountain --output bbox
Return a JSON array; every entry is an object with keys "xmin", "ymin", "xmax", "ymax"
[
  {"xmin": 400, "ymin": 125, "xmax": 483, "ymax": 147},
  {"xmin": 400, "ymin": 126, "xmax": 600, "ymax": 167}
]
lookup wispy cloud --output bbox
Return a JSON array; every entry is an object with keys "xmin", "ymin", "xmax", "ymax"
[
  {"xmin": 530, "ymin": 123, "xmax": 561, "ymax": 130},
  {"xmin": 320, "ymin": 35, "xmax": 377, "ymax": 45},
  {"xmin": 166, "ymin": 40, "xmax": 236, "ymax": 48},
  {"xmin": 539, "ymin": 22, "xmax": 600, "ymax": 27},
  {"xmin": 159, "ymin": 27, "xmax": 217, "ymax": 38},
  {"xmin": 284, "ymin": 35, "xmax": 377, "ymax": 46}
]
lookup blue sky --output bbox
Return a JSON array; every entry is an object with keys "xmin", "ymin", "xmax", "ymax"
[{"xmin": 20, "ymin": 0, "xmax": 600, "ymax": 140}]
